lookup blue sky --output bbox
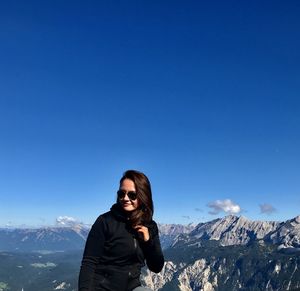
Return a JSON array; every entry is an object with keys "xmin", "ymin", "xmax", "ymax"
[{"xmin": 0, "ymin": 1, "xmax": 299, "ymax": 227}]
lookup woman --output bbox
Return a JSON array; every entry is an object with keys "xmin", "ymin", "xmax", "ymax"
[{"xmin": 78, "ymin": 170, "xmax": 164, "ymax": 291}]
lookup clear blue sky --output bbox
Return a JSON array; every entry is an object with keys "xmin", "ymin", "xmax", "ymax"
[{"xmin": 0, "ymin": 1, "xmax": 299, "ymax": 227}]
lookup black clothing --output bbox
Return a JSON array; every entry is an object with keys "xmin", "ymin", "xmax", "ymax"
[{"xmin": 78, "ymin": 203, "xmax": 164, "ymax": 291}]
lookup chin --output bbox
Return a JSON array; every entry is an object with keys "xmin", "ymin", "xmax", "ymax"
[{"xmin": 122, "ymin": 205, "xmax": 136, "ymax": 212}]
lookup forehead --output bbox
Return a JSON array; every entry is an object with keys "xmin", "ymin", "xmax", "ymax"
[{"xmin": 120, "ymin": 178, "xmax": 135, "ymax": 190}]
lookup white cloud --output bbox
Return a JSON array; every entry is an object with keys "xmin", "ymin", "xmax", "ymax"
[
  {"xmin": 5, "ymin": 221, "xmax": 13, "ymax": 227},
  {"xmin": 207, "ymin": 199, "xmax": 241, "ymax": 215},
  {"xmin": 56, "ymin": 216, "xmax": 80, "ymax": 227},
  {"xmin": 260, "ymin": 203, "xmax": 277, "ymax": 215}
]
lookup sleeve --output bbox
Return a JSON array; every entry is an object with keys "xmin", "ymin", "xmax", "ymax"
[
  {"xmin": 78, "ymin": 216, "xmax": 107, "ymax": 291},
  {"xmin": 140, "ymin": 221, "xmax": 165, "ymax": 273}
]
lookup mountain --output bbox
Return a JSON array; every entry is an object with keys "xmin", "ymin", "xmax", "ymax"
[
  {"xmin": 189, "ymin": 215, "xmax": 279, "ymax": 244},
  {"xmin": 171, "ymin": 215, "xmax": 300, "ymax": 250},
  {"xmin": 158, "ymin": 223, "xmax": 196, "ymax": 249},
  {"xmin": 1, "ymin": 215, "xmax": 300, "ymax": 252},
  {"xmin": 0, "ymin": 225, "xmax": 89, "ymax": 252},
  {"xmin": 0, "ymin": 222, "xmax": 193, "ymax": 252},
  {"xmin": 158, "ymin": 223, "xmax": 196, "ymax": 236},
  {"xmin": 141, "ymin": 215, "xmax": 300, "ymax": 290},
  {"xmin": 142, "ymin": 241, "xmax": 300, "ymax": 290},
  {"xmin": 1, "ymin": 215, "xmax": 300, "ymax": 290},
  {"xmin": 267, "ymin": 215, "xmax": 300, "ymax": 249}
]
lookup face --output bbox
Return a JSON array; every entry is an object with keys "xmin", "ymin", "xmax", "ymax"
[{"xmin": 118, "ymin": 178, "xmax": 140, "ymax": 212}]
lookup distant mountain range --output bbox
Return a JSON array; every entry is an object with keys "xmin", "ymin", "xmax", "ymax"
[
  {"xmin": 1, "ymin": 215, "xmax": 300, "ymax": 290},
  {"xmin": 0, "ymin": 224, "xmax": 89, "ymax": 252},
  {"xmin": 1, "ymin": 215, "xmax": 299, "ymax": 252},
  {"xmin": 171, "ymin": 215, "xmax": 300, "ymax": 250}
]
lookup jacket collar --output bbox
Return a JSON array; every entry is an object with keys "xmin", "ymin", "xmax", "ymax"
[{"xmin": 110, "ymin": 203, "xmax": 130, "ymax": 222}]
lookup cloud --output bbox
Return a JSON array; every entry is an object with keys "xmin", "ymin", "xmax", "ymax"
[
  {"xmin": 182, "ymin": 215, "xmax": 190, "ymax": 219},
  {"xmin": 56, "ymin": 216, "xmax": 80, "ymax": 227},
  {"xmin": 207, "ymin": 199, "xmax": 241, "ymax": 215},
  {"xmin": 5, "ymin": 221, "xmax": 13, "ymax": 227},
  {"xmin": 260, "ymin": 203, "xmax": 277, "ymax": 215},
  {"xmin": 194, "ymin": 208, "xmax": 203, "ymax": 212}
]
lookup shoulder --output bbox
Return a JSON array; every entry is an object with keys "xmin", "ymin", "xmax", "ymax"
[
  {"xmin": 94, "ymin": 210, "xmax": 115, "ymax": 225},
  {"xmin": 89, "ymin": 210, "xmax": 122, "ymax": 239},
  {"xmin": 146, "ymin": 220, "xmax": 159, "ymax": 237},
  {"xmin": 90, "ymin": 210, "xmax": 116, "ymax": 232},
  {"xmin": 147, "ymin": 219, "xmax": 158, "ymax": 228}
]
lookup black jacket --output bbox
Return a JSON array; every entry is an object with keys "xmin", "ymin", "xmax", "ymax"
[{"xmin": 78, "ymin": 203, "xmax": 164, "ymax": 291}]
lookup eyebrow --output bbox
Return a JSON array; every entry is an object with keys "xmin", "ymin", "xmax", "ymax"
[{"xmin": 119, "ymin": 189, "xmax": 136, "ymax": 192}]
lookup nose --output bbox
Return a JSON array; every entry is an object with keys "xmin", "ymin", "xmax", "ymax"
[{"xmin": 123, "ymin": 193, "xmax": 131, "ymax": 201}]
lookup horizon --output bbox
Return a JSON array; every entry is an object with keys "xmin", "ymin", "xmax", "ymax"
[
  {"xmin": 1, "ymin": 1, "xmax": 299, "ymax": 226},
  {"xmin": 2, "ymin": 212, "xmax": 300, "ymax": 229}
]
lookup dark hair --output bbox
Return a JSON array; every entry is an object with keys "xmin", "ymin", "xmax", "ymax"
[{"xmin": 119, "ymin": 170, "xmax": 154, "ymax": 226}]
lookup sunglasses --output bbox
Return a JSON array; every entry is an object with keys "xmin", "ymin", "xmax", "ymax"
[{"xmin": 117, "ymin": 190, "xmax": 138, "ymax": 201}]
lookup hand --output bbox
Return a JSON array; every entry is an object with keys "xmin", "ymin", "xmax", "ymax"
[{"xmin": 134, "ymin": 225, "xmax": 150, "ymax": 242}]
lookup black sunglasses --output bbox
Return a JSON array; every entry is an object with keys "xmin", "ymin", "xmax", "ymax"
[{"xmin": 117, "ymin": 190, "xmax": 138, "ymax": 201}]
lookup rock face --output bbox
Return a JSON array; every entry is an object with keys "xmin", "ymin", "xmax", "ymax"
[
  {"xmin": 182, "ymin": 215, "xmax": 279, "ymax": 246},
  {"xmin": 158, "ymin": 223, "xmax": 196, "ymax": 236},
  {"xmin": 267, "ymin": 215, "xmax": 300, "ymax": 249},
  {"xmin": 143, "ymin": 215, "xmax": 300, "ymax": 291},
  {"xmin": 142, "ymin": 261, "xmax": 177, "ymax": 290},
  {"xmin": 158, "ymin": 223, "xmax": 196, "ymax": 249},
  {"xmin": 177, "ymin": 259, "xmax": 216, "ymax": 291},
  {"xmin": 142, "ymin": 241, "xmax": 300, "ymax": 291}
]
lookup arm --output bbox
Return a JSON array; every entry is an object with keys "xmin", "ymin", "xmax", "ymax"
[
  {"xmin": 78, "ymin": 216, "xmax": 106, "ymax": 291},
  {"xmin": 140, "ymin": 221, "xmax": 164, "ymax": 273}
]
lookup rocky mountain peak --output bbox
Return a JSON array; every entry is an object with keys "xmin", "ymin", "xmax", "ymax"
[
  {"xmin": 158, "ymin": 223, "xmax": 196, "ymax": 236},
  {"xmin": 178, "ymin": 215, "xmax": 281, "ymax": 247},
  {"xmin": 267, "ymin": 215, "xmax": 300, "ymax": 248}
]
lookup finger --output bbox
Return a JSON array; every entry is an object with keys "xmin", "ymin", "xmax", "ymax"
[
  {"xmin": 133, "ymin": 226, "xmax": 142, "ymax": 231},
  {"xmin": 136, "ymin": 228, "xmax": 146, "ymax": 234},
  {"xmin": 134, "ymin": 226, "xmax": 146, "ymax": 231}
]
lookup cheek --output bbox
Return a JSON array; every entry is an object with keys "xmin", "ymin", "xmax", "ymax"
[{"xmin": 134, "ymin": 200, "xmax": 141, "ymax": 208}]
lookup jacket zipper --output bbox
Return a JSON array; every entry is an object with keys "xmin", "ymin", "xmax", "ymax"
[{"xmin": 129, "ymin": 237, "xmax": 138, "ymax": 277}]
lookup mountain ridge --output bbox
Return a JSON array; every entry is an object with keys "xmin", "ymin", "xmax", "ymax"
[
  {"xmin": 1, "ymin": 215, "xmax": 300, "ymax": 290},
  {"xmin": 0, "ymin": 215, "xmax": 299, "ymax": 252}
]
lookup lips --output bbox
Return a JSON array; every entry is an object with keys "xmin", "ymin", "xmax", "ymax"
[{"xmin": 122, "ymin": 203, "xmax": 132, "ymax": 207}]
